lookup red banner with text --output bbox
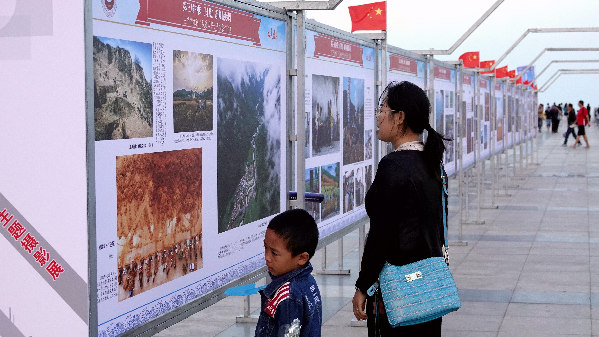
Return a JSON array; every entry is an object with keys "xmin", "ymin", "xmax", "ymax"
[
  {"xmin": 389, "ymin": 54, "xmax": 418, "ymax": 75},
  {"xmin": 313, "ymin": 34, "xmax": 364, "ymax": 66}
]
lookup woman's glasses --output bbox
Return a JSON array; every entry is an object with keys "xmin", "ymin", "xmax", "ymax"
[{"xmin": 375, "ymin": 106, "xmax": 395, "ymax": 118}]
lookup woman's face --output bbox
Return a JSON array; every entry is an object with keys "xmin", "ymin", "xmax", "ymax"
[{"xmin": 375, "ymin": 101, "xmax": 398, "ymax": 143}]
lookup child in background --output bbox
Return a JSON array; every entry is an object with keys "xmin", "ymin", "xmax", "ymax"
[{"xmin": 255, "ymin": 209, "xmax": 322, "ymax": 337}]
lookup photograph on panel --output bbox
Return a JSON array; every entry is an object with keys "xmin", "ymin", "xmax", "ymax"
[
  {"xmin": 467, "ymin": 118, "xmax": 473, "ymax": 154},
  {"xmin": 461, "ymin": 101, "xmax": 467, "ymax": 139},
  {"xmin": 496, "ymin": 97, "xmax": 504, "ymax": 141},
  {"xmin": 321, "ymin": 163, "xmax": 340, "ymax": 220},
  {"xmin": 435, "ymin": 90, "xmax": 444, "ymax": 133},
  {"xmin": 93, "ymin": 36, "xmax": 153, "ymax": 141},
  {"xmin": 172, "ymin": 50, "xmax": 213, "ymax": 133},
  {"xmin": 485, "ymin": 92, "xmax": 490, "ymax": 121},
  {"xmin": 116, "ymin": 148, "xmax": 203, "ymax": 301},
  {"xmin": 343, "ymin": 169, "xmax": 354, "ymax": 213},
  {"xmin": 342, "ymin": 77, "xmax": 365, "ymax": 165},
  {"xmin": 364, "ymin": 130, "xmax": 373, "ymax": 160},
  {"xmin": 365, "ymin": 164, "xmax": 373, "ymax": 192},
  {"xmin": 355, "ymin": 166, "xmax": 365, "ymax": 207},
  {"xmin": 450, "ymin": 91, "xmax": 454, "ymax": 109},
  {"xmin": 507, "ymin": 96, "xmax": 513, "ymax": 132},
  {"xmin": 305, "ymin": 167, "xmax": 321, "ymax": 223},
  {"xmin": 305, "ymin": 106, "xmax": 311, "ymax": 158},
  {"xmin": 311, "ymin": 75, "xmax": 341, "ymax": 157},
  {"xmin": 445, "ymin": 114, "xmax": 455, "ymax": 163},
  {"xmin": 216, "ymin": 58, "xmax": 281, "ymax": 233}
]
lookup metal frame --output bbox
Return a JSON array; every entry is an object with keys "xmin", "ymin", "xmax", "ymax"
[
  {"xmin": 536, "ymin": 59, "xmax": 599, "ymax": 79},
  {"xmin": 540, "ymin": 69, "xmax": 599, "ymax": 92},
  {"xmin": 491, "ymin": 27, "xmax": 599, "ymax": 71},
  {"xmin": 411, "ymin": 0, "xmax": 505, "ymax": 55},
  {"xmin": 509, "ymin": 48, "xmax": 599, "ymax": 83}
]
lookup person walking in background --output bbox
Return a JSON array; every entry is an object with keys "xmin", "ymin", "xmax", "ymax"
[
  {"xmin": 563, "ymin": 103, "xmax": 577, "ymax": 146},
  {"xmin": 551, "ymin": 104, "xmax": 560, "ymax": 133},
  {"xmin": 352, "ymin": 81, "xmax": 449, "ymax": 336},
  {"xmin": 538, "ymin": 104, "xmax": 544, "ymax": 132},
  {"xmin": 545, "ymin": 104, "xmax": 552, "ymax": 132},
  {"xmin": 574, "ymin": 100, "xmax": 590, "ymax": 148}
]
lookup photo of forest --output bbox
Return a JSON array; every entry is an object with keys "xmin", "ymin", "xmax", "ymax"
[
  {"xmin": 343, "ymin": 169, "xmax": 354, "ymax": 213},
  {"xmin": 364, "ymin": 130, "xmax": 372, "ymax": 160},
  {"xmin": 305, "ymin": 167, "xmax": 321, "ymax": 223},
  {"xmin": 173, "ymin": 50, "xmax": 213, "ymax": 132},
  {"xmin": 116, "ymin": 148, "xmax": 203, "ymax": 300},
  {"xmin": 312, "ymin": 75, "xmax": 340, "ymax": 157},
  {"xmin": 321, "ymin": 163, "xmax": 340, "ymax": 221},
  {"xmin": 365, "ymin": 165, "xmax": 373, "ymax": 193},
  {"xmin": 467, "ymin": 117, "xmax": 473, "ymax": 154},
  {"xmin": 342, "ymin": 77, "xmax": 365, "ymax": 165},
  {"xmin": 355, "ymin": 167, "xmax": 365, "ymax": 207},
  {"xmin": 216, "ymin": 58, "xmax": 281, "ymax": 233},
  {"xmin": 93, "ymin": 36, "xmax": 153, "ymax": 141}
]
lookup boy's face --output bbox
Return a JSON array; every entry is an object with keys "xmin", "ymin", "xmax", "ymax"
[{"xmin": 263, "ymin": 229, "xmax": 308, "ymax": 277}]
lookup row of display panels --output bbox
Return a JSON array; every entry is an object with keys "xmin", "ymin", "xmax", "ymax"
[
  {"xmin": 92, "ymin": 2, "xmax": 537, "ymax": 336},
  {"xmin": 0, "ymin": 1, "xmax": 537, "ymax": 337}
]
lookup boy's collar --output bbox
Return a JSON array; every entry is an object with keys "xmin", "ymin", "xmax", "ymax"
[{"xmin": 263, "ymin": 263, "xmax": 313, "ymax": 298}]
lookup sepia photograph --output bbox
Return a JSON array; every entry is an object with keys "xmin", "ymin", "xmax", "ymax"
[
  {"xmin": 173, "ymin": 50, "xmax": 213, "ymax": 132},
  {"xmin": 93, "ymin": 36, "xmax": 153, "ymax": 141},
  {"xmin": 116, "ymin": 148, "xmax": 203, "ymax": 301}
]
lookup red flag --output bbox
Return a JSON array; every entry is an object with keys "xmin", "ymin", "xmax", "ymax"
[
  {"xmin": 508, "ymin": 70, "xmax": 516, "ymax": 78},
  {"xmin": 523, "ymin": 80, "xmax": 530, "ymax": 85},
  {"xmin": 496, "ymin": 66, "xmax": 508, "ymax": 78},
  {"xmin": 348, "ymin": 1, "xmax": 386, "ymax": 32},
  {"xmin": 459, "ymin": 51, "xmax": 480, "ymax": 68},
  {"xmin": 516, "ymin": 77, "xmax": 522, "ymax": 85},
  {"xmin": 534, "ymin": 84, "xmax": 538, "ymax": 90},
  {"xmin": 480, "ymin": 60, "xmax": 495, "ymax": 74}
]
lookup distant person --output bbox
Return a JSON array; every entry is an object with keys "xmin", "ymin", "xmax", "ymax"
[
  {"xmin": 255, "ymin": 209, "xmax": 322, "ymax": 337},
  {"xmin": 573, "ymin": 100, "xmax": 590, "ymax": 149},
  {"xmin": 538, "ymin": 104, "xmax": 544, "ymax": 132},
  {"xmin": 551, "ymin": 104, "xmax": 560, "ymax": 133},
  {"xmin": 562, "ymin": 104, "xmax": 577, "ymax": 146},
  {"xmin": 587, "ymin": 104, "xmax": 592, "ymax": 121},
  {"xmin": 545, "ymin": 104, "xmax": 552, "ymax": 131}
]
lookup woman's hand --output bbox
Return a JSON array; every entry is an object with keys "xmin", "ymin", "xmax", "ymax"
[{"xmin": 352, "ymin": 288, "xmax": 368, "ymax": 320}]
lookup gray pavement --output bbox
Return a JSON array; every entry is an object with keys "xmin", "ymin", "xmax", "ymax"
[{"xmin": 157, "ymin": 122, "xmax": 599, "ymax": 336}]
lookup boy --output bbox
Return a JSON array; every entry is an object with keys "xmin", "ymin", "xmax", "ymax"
[{"xmin": 255, "ymin": 209, "xmax": 322, "ymax": 337}]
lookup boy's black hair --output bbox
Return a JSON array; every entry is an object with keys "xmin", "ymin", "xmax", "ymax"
[{"xmin": 267, "ymin": 209, "xmax": 319, "ymax": 259}]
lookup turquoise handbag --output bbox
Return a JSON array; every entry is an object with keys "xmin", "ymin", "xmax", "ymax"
[{"xmin": 370, "ymin": 164, "xmax": 461, "ymax": 327}]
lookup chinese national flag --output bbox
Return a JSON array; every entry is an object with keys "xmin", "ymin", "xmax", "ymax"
[
  {"xmin": 516, "ymin": 77, "xmax": 522, "ymax": 85},
  {"xmin": 523, "ymin": 80, "xmax": 530, "ymax": 85},
  {"xmin": 348, "ymin": 1, "xmax": 386, "ymax": 32},
  {"xmin": 496, "ymin": 66, "xmax": 508, "ymax": 78},
  {"xmin": 459, "ymin": 51, "xmax": 479, "ymax": 68},
  {"xmin": 508, "ymin": 70, "xmax": 516, "ymax": 78},
  {"xmin": 480, "ymin": 60, "xmax": 495, "ymax": 74},
  {"xmin": 534, "ymin": 84, "xmax": 538, "ymax": 90}
]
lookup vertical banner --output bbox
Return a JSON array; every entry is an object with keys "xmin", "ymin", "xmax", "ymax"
[
  {"xmin": 304, "ymin": 30, "xmax": 374, "ymax": 237},
  {"xmin": 91, "ymin": 1, "xmax": 286, "ymax": 335},
  {"xmin": 460, "ymin": 72, "xmax": 475, "ymax": 168},
  {"xmin": 432, "ymin": 66, "xmax": 457, "ymax": 175},
  {"xmin": 479, "ymin": 77, "xmax": 491, "ymax": 159},
  {"xmin": 494, "ymin": 81, "xmax": 505, "ymax": 153}
]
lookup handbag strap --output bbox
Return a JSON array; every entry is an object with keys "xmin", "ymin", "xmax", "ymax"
[{"xmin": 440, "ymin": 163, "xmax": 448, "ymax": 247}]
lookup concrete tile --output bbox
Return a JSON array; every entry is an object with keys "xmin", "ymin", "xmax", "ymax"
[
  {"xmin": 442, "ymin": 313, "xmax": 503, "ymax": 332},
  {"xmin": 505, "ymin": 303, "xmax": 590, "ymax": 319},
  {"xmin": 499, "ymin": 316, "xmax": 591, "ymax": 336}
]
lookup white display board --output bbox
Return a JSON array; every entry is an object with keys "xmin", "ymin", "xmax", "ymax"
[
  {"xmin": 0, "ymin": 2, "xmax": 89, "ymax": 337},
  {"xmin": 460, "ymin": 72, "xmax": 476, "ymax": 168},
  {"xmin": 506, "ymin": 84, "xmax": 515, "ymax": 148},
  {"xmin": 91, "ymin": 2, "xmax": 287, "ymax": 335},
  {"xmin": 479, "ymin": 77, "xmax": 491, "ymax": 160},
  {"xmin": 494, "ymin": 81, "xmax": 505, "ymax": 153},
  {"xmin": 433, "ymin": 66, "xmax": 457, "ymax": 176},
  {"xmin": 304, "ymin": 30, "xmax": 375, "ymax": 238}
]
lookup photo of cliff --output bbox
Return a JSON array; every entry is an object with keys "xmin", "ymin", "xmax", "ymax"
[
  {"xmin": 93, "ymin": 36, "xmax": 153, "ymax": 141},
  {"xmin": 343, "ymin": 77, "xmax": 365, "ymax": 165}
]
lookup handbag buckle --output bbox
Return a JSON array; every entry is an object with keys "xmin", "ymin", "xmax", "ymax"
[{"xmin": 405, "ymin": 271, "xmax": 422, "ymax": 282}]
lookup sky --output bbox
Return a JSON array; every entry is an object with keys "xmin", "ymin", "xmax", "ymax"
[{"xmin": 302, "ymin": 0, "xmax": 599, "ymax": 108}]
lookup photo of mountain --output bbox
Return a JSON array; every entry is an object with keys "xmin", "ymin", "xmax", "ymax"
[
  {"xmin": 343, "ymin": 169, "xmax": 354, "ymax": 213},
  {"xmin": 173, "ymin": 50, "xmax": 213, "ymax": 132},
  {"xmin": 321, "ymin": 163, "xmax": 340, "ymax": 220},
  {"xmin": 342, "ymin": 77, "xmax": 365, "ymax": 165},
  {"xmin": 93, "ymin": 36, "xmax": 153, "ymax": 141},
  {"xmin": 217, "ymin": 58, "xmax": 281, "ymax": 233},
  {"xmin": 116, "ymin": 148, "xmax": 203, "ymax": 300},
  {"xmin": 312, "ymin": 74, "xmax": 340, "ymax": 157}
]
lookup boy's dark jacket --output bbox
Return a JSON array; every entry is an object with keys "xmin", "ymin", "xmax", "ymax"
[{"xmin": 255, "ymin": 263, "xmax": 322, "ymax": 337}]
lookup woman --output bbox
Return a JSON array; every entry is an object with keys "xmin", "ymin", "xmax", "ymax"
[
  {"xmin": 352, "ymin": 81, "xmax": 449, "ymax": 336},
  {"xmin": 538, "ymin": 104, "xmax": 544, "ymax": 132}
]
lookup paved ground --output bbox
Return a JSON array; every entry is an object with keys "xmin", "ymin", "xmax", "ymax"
[{"xmin": 157, "ymin": 122, "xmax": 599, "ymax": 337}]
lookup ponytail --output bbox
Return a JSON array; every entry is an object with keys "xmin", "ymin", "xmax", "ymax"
[{"xmin": 424, "ymin": 125, "xmax": 450, "ymax": 181}]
